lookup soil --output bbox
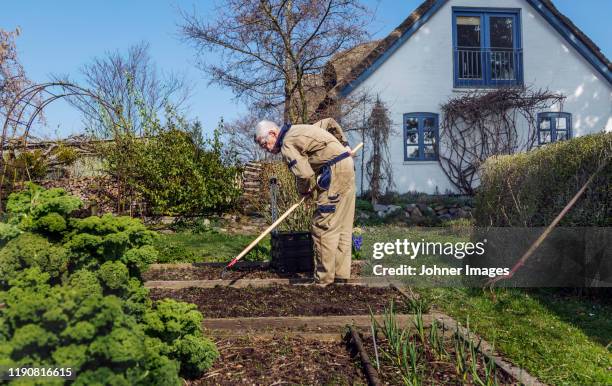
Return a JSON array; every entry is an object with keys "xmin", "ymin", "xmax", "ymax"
[
  {"xmin": 359, "ymin": 332, "xmax": 516, "ymax": 385},
  {"xmin": 143, "ymin": 262, "xmax": 364, "ymax": 281},
  {"xmin": 149, "ymin": 284, "xmax": 407, "ymax": 318},
  {"xmin": 185, "ymin": 335, "xmax": 366, "ymax": 386}
]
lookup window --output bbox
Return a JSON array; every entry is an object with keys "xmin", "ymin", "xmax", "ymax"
[
  {"xmin": 403, "ymin": 113, "xmax": 439, "ymax": 161},
  {"xmin": 538, "ymin": 112, "xmax": 572, "ymax": 144},
  {"xmin": 452, "ymin": 8, "xmax": 523, "ymax": 87}
]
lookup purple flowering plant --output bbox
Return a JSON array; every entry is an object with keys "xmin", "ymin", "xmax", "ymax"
[{"xmin": 351, "ymin": 227, "xmax": 364, "ymax": 260}]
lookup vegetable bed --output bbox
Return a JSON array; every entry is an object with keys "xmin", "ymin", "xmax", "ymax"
[
  {"xmin": 186, "ymin": 335, "xmax": 366, "ymax": 385},
  {"xmin": 359, "ymin": 309, "xmax": 517, "ymax": 385},
  {"xmin": 149, "ymin": 284, "xmax": 407, "ymax": 318}
]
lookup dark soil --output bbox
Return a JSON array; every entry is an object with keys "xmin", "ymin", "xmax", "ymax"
[
  {"xmin": 359, "ymin": 332, "xmax": 516, "ymax": 385},
  {"xmin": 185, "ymin": 336, "xmax": 366, "ymax": 386},
  {"xmin": 143, "ymin": 262, "xmax": 364, "ymax": 281},
  {"xmin": 149, "ymin": 284, "xmax": 407, "ymax": 318}
]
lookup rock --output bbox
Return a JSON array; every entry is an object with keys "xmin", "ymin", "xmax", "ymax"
[
  {"xmin": 373, "ymin": 204, "xmax": 388, "ymax": 212},
  {"xmin": 456, "ymin": 208, "xmax": 470, "ymax": 218},
  {"xmin": 358, "ymin": 211, "xmax": 370, "ymax": 219},
  {"xmin": 377, "ymin": 211, "xmax": 386, "ymax": 218},
  {"xmin": 159, "ymin": 216, "xmax": 175, "ymax": 225},
  {"xmin": 387, "ymin": 205, "xmax": 402, "ymax": 214},
  {"xmin": 405, "ymin": 203, "xmax": 417, "ymax": 209},
  {"xmin": 202, "ymin": 218, "xmax": 211, "ymax": 226},
  {"xmin": 434, "ymin": 205, "xmax": 445, "ymax": 211},
  {"xmin": 417, "ymin": 203, "xmax": 429, "ymax": 212},
  {"xmin": 449, "ymin": 208, "xmax": 459, "ymax": 215},
  {"xmin": 437, "ymin": 209, "xmax": 449, "ymax": 215},
  {"xmin": 439, "ymin": 214, "xmax": 453, "ymax": 221},
  {"xmin": 411, "ymin": 207, "xmax": 423, "ymax": 218},
  {"xmin": 404, "ymin": 211, "xmax": 411, "ymax": 218}
]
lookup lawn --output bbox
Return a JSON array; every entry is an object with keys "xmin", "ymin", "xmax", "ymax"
[{"xmin": 154, "ymin": 230, "xmax": 270, "ymax": 263}]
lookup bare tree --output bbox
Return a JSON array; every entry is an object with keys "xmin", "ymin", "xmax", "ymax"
[
  {"xmin": 0, "ymin": 28, "xmax": 39, "ymax": 129},
  {"xmin": 57, "ymin": 42, "xmax": 190, "ymax": 138},
  {"xmin": 180, "ymin": 0, "xmax": 370, "ymax": 123},
  {"xmin": 439, "ymin": 87, "xmax": 565, "ymax": 194}
]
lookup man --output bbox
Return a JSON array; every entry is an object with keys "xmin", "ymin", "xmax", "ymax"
[{"xmin": 254, "ymin": 118, "xmax": 356, "ymax": 285}]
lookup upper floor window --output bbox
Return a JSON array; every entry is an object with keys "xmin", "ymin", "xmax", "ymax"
[
  {"xmin": 452, "ymin": 8, "xmax": 523, "ymax": 87},
  {"xmin": 403, "ymin": 112, "xmax": 439, "ymax": 161},
  {"xmin": 538, "ymin": 112, "xmax": 572, "ymax": 144}
]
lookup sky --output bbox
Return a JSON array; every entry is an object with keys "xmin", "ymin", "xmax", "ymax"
[{"xmin": 1, "ymin": 0, "xmax": 610, "ymax": 138}]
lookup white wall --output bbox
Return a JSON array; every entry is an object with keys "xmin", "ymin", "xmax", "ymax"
[{"xmin": 346, "ymin": 0, "xmax": 612, "ymax": 194}]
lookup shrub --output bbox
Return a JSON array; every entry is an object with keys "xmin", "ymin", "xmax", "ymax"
[
  {"xmin": 64, "ymin": 214, "xmax": 158, "ymax": 277},
  {"xmin": 0, "ymin": 233, "xmax": 68, "ymax": 289},
  {"xmin": 6, "ymin": 183, "xmax": 82, "ymax": 235},
  {"xmin": 0, "ymin": 186, "xmax": 220, "ymax": 379},
  {"xmin": 129, "ymin": 126, "xmax": 241, "ymax": 216},
  {"xmin": 355, "ymin": 199, "xmax": 373, "ymax": 212},
  {"xmin": 0, "ymin": 222, "xmax": 20, "ymax": 246},
  {"xmin": 143, "ymin": 299, "xmax": 219, "ymax": 377},
  {"xmin": 475, "ymin": 132, "xmax": 611, "ymax": 226},
  {"xmin": 0, "ymin": 268, "xmax": 182, "ymax": 386}
]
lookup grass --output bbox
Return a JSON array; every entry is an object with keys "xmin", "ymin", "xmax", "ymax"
[
  {"xmin": 154, "ymin": 230, "xmax": 270, "ymax": 263},
  {"xmin": 421, "ymin": 287, "xmax": 612, "ymax": 385},
  {"xmin": 360, "ymin": 226, "xmax": 612, "ymax": 385}
]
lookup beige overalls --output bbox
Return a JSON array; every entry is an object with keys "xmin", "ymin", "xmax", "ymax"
[{"xmin": 278, "ymin": 118, "xmax": 356, "ymax": 284}]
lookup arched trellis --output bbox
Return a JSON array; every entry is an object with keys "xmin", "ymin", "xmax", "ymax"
[{"xmin": 0, "ymin": 82, "xmax": 127, "ymax": 211}]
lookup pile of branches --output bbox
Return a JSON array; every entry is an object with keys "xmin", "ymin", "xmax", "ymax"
[{"xmin": 439, "ymin": 86, "xmax": 565, "ymax": 194}]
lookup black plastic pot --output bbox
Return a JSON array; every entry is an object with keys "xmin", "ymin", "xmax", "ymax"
[{"xmin": 271, "ymin": 231, "xmax": 314, "ymax": 273}]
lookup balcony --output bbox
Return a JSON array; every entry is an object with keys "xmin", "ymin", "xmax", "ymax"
[{"xmin": 453, "ymin": 47, "xmax": 523, "ymax": 87}]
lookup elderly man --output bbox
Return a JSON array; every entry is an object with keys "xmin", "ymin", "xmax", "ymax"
[{"xmin": 254, "ymin": 118, "xmax": 356, "ymax": 285}]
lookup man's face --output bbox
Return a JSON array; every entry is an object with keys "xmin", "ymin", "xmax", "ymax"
[{"xmin": 256, "ymin": 130, "xmax": 279, "ymax": 153}]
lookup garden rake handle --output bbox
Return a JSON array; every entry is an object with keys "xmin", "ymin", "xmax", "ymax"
[
  {"xmin": 225, "ymin": 142, "xmax": 364, "ymax": 270},
  {"xmin": 226, "ymin": 196, "xmax": 306, "ymax": 269}
]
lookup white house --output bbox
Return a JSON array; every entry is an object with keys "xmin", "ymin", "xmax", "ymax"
[{"xmin": 328, "ymin": 0, "xmax": 612, "ymax": 194}]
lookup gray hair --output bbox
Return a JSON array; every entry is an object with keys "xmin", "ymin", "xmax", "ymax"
[{"xmin": 254, "ymin": 120, "xmax": 279, "ymax": 141}]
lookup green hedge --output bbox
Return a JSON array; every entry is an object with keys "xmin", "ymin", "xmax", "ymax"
[{"xmin": 475, "ymin": 132, "xmax": 611, "ymax": 227}]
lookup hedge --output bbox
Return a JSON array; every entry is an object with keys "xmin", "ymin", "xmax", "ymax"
[{"xmin": 474, "ymin": 132, "xmax": 611, "ymax": 227}]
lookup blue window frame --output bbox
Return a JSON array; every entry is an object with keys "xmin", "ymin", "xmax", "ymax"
[
  {"xmin": 537, "ymin": 112, "xmax": 572, "ymax": 145},
  {"xmin": 452, "ymin": 7, "xmax": 523, "ymax": 87},
  {"xmin": 403, "ymin": 113, "xmax": 439, "ymax": 161}
]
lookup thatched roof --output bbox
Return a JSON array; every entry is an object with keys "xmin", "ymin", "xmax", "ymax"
[{"xmin": 305, "ymin": 41, "xmax": 379, "ymax": 121}]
